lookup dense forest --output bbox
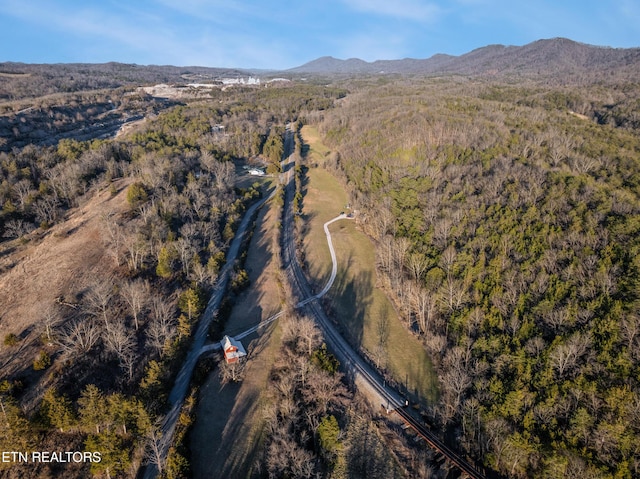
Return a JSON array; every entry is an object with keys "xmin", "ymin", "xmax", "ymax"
[
  {"xmin": 316, "ymin": 77, "xmax": 640, "ymax": 478},
  {"xmin": 2, "ymin": 50, "xmax": 640, "ymax": 478},
  {"xmin": 0, "ymin": 82, "xmax": 346, "ymax": 478}
]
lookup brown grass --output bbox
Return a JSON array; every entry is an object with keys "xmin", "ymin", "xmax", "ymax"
[
  {"xmin": 190, "ymin": 196, "xmax": 283, "ymax": 478},
  {"xmin": 0, "ymin": 180, "xmax": 131, "ymax": 381},
  {"xmin": 225, "ymin": 195, "xmax": 282, "ymax": 334}
]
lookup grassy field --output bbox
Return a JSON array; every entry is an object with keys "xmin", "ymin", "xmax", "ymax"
[{"xmin": 300, "ymin": 126, "xmax": 439, "ymax": 403}]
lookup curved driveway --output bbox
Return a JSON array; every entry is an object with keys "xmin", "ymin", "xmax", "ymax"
[{"xmin": 199, "ymin": 213, "xmax": 350, "ymax": 355}]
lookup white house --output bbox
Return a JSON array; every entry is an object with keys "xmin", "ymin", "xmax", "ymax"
[{"xmin": 222, "ymin": 335, "xmax": 247, "ymax": 363}]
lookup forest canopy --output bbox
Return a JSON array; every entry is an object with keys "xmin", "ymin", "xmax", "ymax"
[{"xmin": 317, "ymin": 77, "xmax": 640, "ymax": 478}]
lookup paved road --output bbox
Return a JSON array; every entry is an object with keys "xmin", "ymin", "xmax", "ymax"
[
  {"xmin": 142, "ymin": 187, "xmax": 275, "ymax": 479},
  {"xmin": 148, "ymin": 124, "xmax": 487, "ymax": 478}
]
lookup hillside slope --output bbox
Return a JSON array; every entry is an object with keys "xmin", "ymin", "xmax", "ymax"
[{"xmin": 0, "ymin": 180, "xmax": 130, "ymax": 407}]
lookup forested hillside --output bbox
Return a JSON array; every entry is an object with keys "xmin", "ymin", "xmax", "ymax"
[
  {"xmin": 0, "ymin": 82, "xmax": 345, "ymax": 479},
  {"xmin": 316, "ymin": 78, "xmax": 640, "ymax": 478},
  {"xmin": 2, "ymin": 50, "xmax": 640, "ymax": 478},
  {"xmin": 0, "ymin": 62, "xmax": 257, "ymax": 101}
]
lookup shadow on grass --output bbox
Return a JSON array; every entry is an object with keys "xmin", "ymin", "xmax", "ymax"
[
  {"xmin": 282, "ymin": 157, "xmax": 295, "ymax": 174},
  {"xmin": 406, "ymin": 351, "xmax": 440, "ymax": 404},
  {"xmin": 213, "ymin": 387, "xmax": 262, "ymax": 478},
  {"xmin": 328, "ymin": 254, "xmax": 373, "ymax": 350},
  {"xmin": 191, "ymin": 325, "xmax": 276, "ymax": 479}
]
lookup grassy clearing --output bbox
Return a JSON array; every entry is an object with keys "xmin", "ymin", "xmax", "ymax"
[
  {"xmin": 225, "ymin": 196, "xmax": 282, "ymax": 334},
  {"xmin": 300, "ymin": 126, "xmax": 439, "ymax": 403},
  {"xmin": 301, "ymin": 125, "xmax": 331, "ymax": 159},
  {"xmin": 300, "ymin": 166, "xmax": 348, "ymax": 288}
]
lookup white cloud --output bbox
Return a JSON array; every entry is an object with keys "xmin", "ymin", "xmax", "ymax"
[
  {"xmin": 152, "ymin": 0, "xmax": 247, "ymax": 24},
  {"xmin": 0, "ymin": 0, "xmax": 293, "ymax": 67},
  {"xmin": 341, "ymin": 0, "xmax": 441, "ymax": 21}
]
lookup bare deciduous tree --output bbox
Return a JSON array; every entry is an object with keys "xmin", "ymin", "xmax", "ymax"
[
  {"xmin": 2, "ymin": 219, "xmax": 34, "ymax": 239},
  {"xmin": 104, "ymin": 321, "xmax": 135, "ymax": 365},
  {"xmin": 550, "ymin": 333, "xmax": 590, "ymax": 379},
  {"xmin": 219, "ymin": 358, "xmax": 246, "ymax": 384},
  {"xmin": 122, "ymin": 227, "xmax": 149, "ymax": 272},
  {"xmin": 57, "ymin": 319, "xmax": 100, "ymax": 357},
  {"xmin": 120, "ymin": 279, "xmax": 150, "ymax": 330},
  {"xmin": 146, "ymin": 296, "xmax": 176, "ymax": 357},
  {"xmin": 440, "ymin": 347, "xmax": 473, "ymax": 421},
  {"xmin": 189, "ymin": 260, "xmax": 212, "ymax": 287},
  {"xmin": 144, "ymin": 423, "xmax": 165, "ymax": 476},
  {"xmin": 12, "ymin": 178, "xmax": 34, "ymax": 210},
  {"xmin": 33, "ymin": 196, "xmax": 60, "ymax": 225},
  {"xmin": 84, "ymin": 278, "xmax": 116, "ymax": 331},
  {"xmin": 174, "ymin": 237, "xmax": 196, "ymax": 277},
  {"xmin": 283, "ymin": 315, "xmax": 322, "ymax": 356},
  {"xmin": 406, "ymin": 251, "xmax": 429, "ymax": 282},
  {"xmin": 409, "ymin": 284, "xmax": 438, "ymax": 334}
]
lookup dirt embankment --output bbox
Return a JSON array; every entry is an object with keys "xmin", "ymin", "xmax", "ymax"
[{"xmin": 0, "ymin": 180, "xmax": 131, "ymax": 397}]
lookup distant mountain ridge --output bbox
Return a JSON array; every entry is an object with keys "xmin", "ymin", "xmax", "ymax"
[
  {"xmin": 2, "ymin": 37, "xmax": 639, "ymax": 98},
  {"xmin": 288, "ymin": 38, "xmax": 640, "ymax": 80}
]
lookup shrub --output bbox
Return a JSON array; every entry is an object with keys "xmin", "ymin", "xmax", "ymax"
[
  {"xmin": 126, "ymin": 182, "xmax": 148, "ymax": 209},
  {"xmin": 33, "ymin": 351, "xmax": 51, "ymax": 371},
  {"xmin": 3, "ymin": 333, "xmax": 19, "ymax": 347}
]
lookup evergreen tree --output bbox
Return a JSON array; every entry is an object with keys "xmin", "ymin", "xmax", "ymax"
[
  {"xmin": 78, "ymin": 384, "xmax": 106, "ymax": 434},
  {"xmin": 41, "ymin": 388, "xmax": 76, "ymax": 432}
]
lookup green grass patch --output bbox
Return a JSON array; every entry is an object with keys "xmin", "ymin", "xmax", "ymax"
[
  {"xmin": 300, "ymin": 167, "xmax": 348, "ymax": 287},
  {"xmin": 301, "ymin": 125, "xmax": 331, "ymax": 161},
  {"xmin": 300, "ymin": 127, "xmax": 439, "ymax": 404}
]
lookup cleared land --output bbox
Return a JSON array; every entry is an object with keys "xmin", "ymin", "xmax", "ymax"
[
  {"xmin": 300, "ymin": 126, "xmax": 438, "ymax": 403},
  {"xmin": 190, "ymin": 196, "xmax": 283, "ymax": 479},
  {"xmin": 0, "ymin": 180, "xmax": 131, "ymax": 400}
]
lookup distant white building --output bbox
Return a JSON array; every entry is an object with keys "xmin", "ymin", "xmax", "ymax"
[
  {"xmin": 248, "ymin": 168, "xmax": 265, "ymax": 176},
  {"xmin": 222, "ymin": 335, "xmax": 247, "ymax": 364},
  {"xmin": 221, "ymin": 77, "xmax": 261, "ymax": 85}
]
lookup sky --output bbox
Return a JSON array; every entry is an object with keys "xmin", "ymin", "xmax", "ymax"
[{"xmin": 0, "ymin": 0, "xmax": 638, "ymax": 69}]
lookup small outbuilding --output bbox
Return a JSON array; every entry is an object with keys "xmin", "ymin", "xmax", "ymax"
[
  {"xmin": 222, "ymin": 335, "xmax": 247, "ymax": 363},
  {"xmin": 248, "ymin": 168, "xmax": 265, "ymax": 176}
]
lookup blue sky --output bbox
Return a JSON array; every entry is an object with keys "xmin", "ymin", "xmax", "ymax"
[{"xmin": 0, "ymin": 0, "xmax": 638, "ymax": 69}]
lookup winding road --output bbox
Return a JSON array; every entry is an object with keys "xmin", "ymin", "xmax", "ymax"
[
  {"xmin": 142, "ymin": 187, "xmax": 275, "ymax": 479},
  {"xmin": 199, "ymin": 213, "xmax": 350, "ymax": 354},
  {"xmin": 277, "ymin": 127, "xmax": 488, "ymax": 479}
]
